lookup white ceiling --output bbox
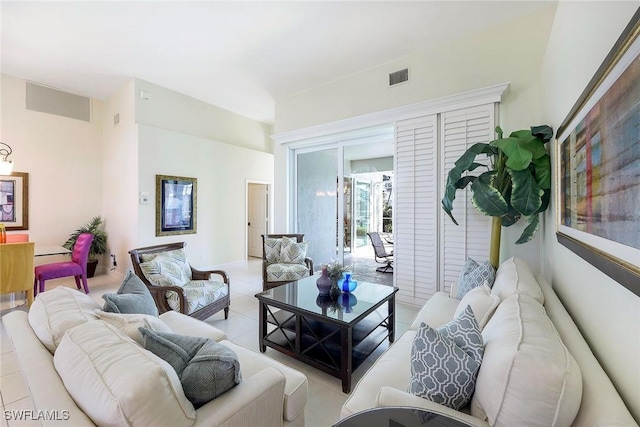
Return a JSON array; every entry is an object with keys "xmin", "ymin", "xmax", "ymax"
[{"xmin": 1, "ymin": 1, "xmax": 554, "ymax": 124}]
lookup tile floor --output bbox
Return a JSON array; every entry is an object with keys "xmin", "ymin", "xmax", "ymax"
[{"xmin": 0, "ymin": 258, "xmax": 419, "ymax": 427}]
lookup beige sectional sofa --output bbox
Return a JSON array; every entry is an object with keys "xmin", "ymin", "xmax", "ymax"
[
  {"xmin": 3, "ymin": 286, "xmax": 308, "ymax": 427},
  {"xmin": 341, "ymin": 257, "xmax": 636, "ymax": 426}
]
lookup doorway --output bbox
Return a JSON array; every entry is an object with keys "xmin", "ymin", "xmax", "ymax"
[{"xmin": 247, "ymin": 182, "xmax": 269, "ymax": 258}]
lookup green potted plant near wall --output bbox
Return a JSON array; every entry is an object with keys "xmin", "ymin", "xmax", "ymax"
[
  {"xmin": 441, "ymin": 125, "xmax": 553, "ymax": 267},
  {"xmin": 63, "ymin": 216, "xmax": 108, "ymax": 278}
]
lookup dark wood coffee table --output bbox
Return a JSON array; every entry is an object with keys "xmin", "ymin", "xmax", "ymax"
[{"xmin": 255, "ymin": 276, "xmax": 398, "ymax": 393}]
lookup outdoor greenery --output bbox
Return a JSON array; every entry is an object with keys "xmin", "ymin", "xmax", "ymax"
[
  {"xmin": 63, "ymin": 216, "xmax": 108, "ymax": 261},
  {"xmin": 441, "ymin": 125, "xmax": 553, "ymax": 244}
]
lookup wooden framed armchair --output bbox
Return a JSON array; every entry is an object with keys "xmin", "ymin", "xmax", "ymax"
[
  {"xmin": 129, "ymin": 242, "xmax": 230, "ymax": 320},
  {"xmin": 262, "ymin": 234, "xmax": 313, "ymax": 291}
]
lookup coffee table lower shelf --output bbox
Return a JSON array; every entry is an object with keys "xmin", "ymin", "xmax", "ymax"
[{"xmin": 261, "ymin": 309, "xmax": 392, "ymax": 393}]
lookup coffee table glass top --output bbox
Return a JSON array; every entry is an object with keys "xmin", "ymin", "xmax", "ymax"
[{"xmin": 255, "ymin": 274, "xmax": 397, "ymax": 324}]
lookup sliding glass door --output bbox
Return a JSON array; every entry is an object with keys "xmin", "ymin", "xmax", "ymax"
[{"xmin": 296, "ymin": 148, "xmax": 339, "ymax": 265}]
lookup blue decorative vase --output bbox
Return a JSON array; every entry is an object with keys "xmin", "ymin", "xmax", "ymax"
[
  {"xmin": 340, "ymin": 272, "xmax": 357, "ymax": 293},
  {"xmin": 316, "ymin": 265, "xmax": 332, "ymax": 296}
]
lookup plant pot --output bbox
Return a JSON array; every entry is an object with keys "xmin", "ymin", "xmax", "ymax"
[{"xmin": 87, "ymin": 259, "xmax": 98, "ymax": 278}]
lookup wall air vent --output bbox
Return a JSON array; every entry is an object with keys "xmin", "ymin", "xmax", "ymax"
[
  {"xmin": 113, "ymin": 113, "xmax": 120, "ymax": 126},
  {"xmin": 26, "ymin": 82, "xmax": 91, "ymax": 122},
  {"xmin": 389, "ymin": 68, "xmax": 409, "ymax": 87}
]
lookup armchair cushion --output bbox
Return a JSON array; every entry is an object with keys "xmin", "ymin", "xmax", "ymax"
[
  {"xmin": 266, "ymin": 263, "xmax": 311, "ymax": 283},
  {"xmin": 139, "ymin": 329, "xmax": 242, "ymax": 408},
  {"xmin": 264, "ymin": 237, "xmax": 283, "ymax": 264},
  {"xmin": 102, "ymin": 270, "xmax": 159, "ymax": 316},
  {"xmin": 166, "ymin": 280, "xmax": 228, "ymax": 314},
  {"xmin": 139, "ymin": 248, "xmax": 192, "ymax": 287},
  {"xmin": 280, "ymin": 236, "xmax": 308, "ymax": 264}
]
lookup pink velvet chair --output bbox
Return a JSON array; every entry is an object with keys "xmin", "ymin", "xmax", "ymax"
[{"xmin": 34, "ymin": 233, "xmax": 94, "ymax": 295}]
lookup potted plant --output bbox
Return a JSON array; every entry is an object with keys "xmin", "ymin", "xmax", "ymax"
[
  {"xmin": 63, "ymin": 216, "xmax": 108, "ymax": 278},
  {"xmin": 441, "ymin": 125, "xmax": 553, "ymax": 267}
]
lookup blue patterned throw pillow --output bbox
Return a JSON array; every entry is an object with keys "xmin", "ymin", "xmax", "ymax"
[
  {"xmin": 456, "ymin": 258, "xmax": 495, "ymax": 299},
  {"xmin": 408, "ymin": 305, "xmax": 483, "ymax": 409}
]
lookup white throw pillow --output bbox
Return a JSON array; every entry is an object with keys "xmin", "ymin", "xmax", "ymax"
[
  {"xmin": 28, "ymin": 286, "xmax": 101, "ymax": 353},
  {"xmin": 94, "ymin": 310, "xmax": 172, "ymax": 346},
  {"xmin": 471, "ymin": 293, "xmax": 582, "ymax": 427},
  {"xmin": 280, "ymin": 236, "xmax": 308, "ymax": 264},
  {"xmin": 491, "ymin": 257, "xmax": 544, "ymax": 303},
  {"xmin": 53, "ymin": 321, "xmax": 196, "ymax": 427},
  {"xmin": 454, "ymin": 283, "xmax": 500, "ymax": 329}
]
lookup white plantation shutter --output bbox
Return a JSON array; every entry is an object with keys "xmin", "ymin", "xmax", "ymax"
[
  {"xmin": 440, "ymin": 105, "xmax": 495, "ymax": 295},
  {"xmin": 394, "ymin": 114, "xmax": 438, "ymax": 306}
]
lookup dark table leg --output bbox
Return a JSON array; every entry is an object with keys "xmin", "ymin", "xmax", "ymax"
[
  {"xmin": 341, "ymin": 326, "xmax": 353, "ymax": 393},
  {"xmin": 259, "ymin": 302, "xmax": 266, "ymax": 352},
  {"xmin": 388, "ymin": 294, "xmax": 395, "ymax": 343}
]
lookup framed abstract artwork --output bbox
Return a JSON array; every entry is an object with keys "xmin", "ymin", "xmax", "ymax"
[
  {"xmin": 0, "ymin": 172, "xmax": 29, "ymax": 230},
  {"xmin": 555, "ymin": 11, "xmax": 640, "ymax": 296},
  {"xmin": 156, "ymin": 175, "xmax": 197, "ymax": 237}
]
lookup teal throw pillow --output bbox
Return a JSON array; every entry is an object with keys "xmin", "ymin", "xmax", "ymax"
[
  {"xmin": 139, "ymin": 328, "xmax": 242, "ymax": 407},
  {"xmin": 102, "ymin": 270, "xmax": 159, "ymax": 317},
  {"xmin": 408, "ymin": 305, "xmax": 483, "ymax": 409}
]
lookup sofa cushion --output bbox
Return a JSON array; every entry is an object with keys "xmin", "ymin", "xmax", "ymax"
[
  {"xmin": 94, "ymin": 309, "xmax": 172, "ymax": 346},
  {"xmin": 102, "ymin": 270, "xmax": 159, "ymax": 316},
  {"xmin": 471, "ymin": 293, "xmax": 582, "ymax": 427},
  {"xmin": 491, "ymin": 257, "xmax": 544, "ymax": 304},
  {"xmin": 454, "ymin": 283, "xmax": 500, "ymax": 329},
  {"xmin": 410, "ymin": 292, "xmax": 459, "ymax": 331},
  {"xmin": 139, "ymin": 329, "xmax": 242, "ymax": 408},
  {"xmin": 266, "ymin": 263, "xmax": 310, "ymax": 282},
  {"xmin": 280, "ymin": 236, "xmax": 308, "ymax": 264},
  {"xmin": 457, "ymin": 258, "xmax": 495, "ymax": 299},
  {"xmin": 263, "ymin": 237, "xmax": 282, "ymax": 263},
  {"xmin": 159, "ymin": 310, "xmax": 227, "ymax": 342},
  {"xmin": 165, "ymin": 279, "xmax": 228, "ymax": 314},
  {"xmin": 27, "ymin": 286, "xmax": 101, "ymax": 353},
  {"xmin": 409, "ymin": 305, "xmax": 483, "ymax": 410},
  {"xmin": 53, "ymin": 321, "xmax": 196, "ymax": 427}
]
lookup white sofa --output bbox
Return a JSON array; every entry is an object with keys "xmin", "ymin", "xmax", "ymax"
[
  {"xmin": 341, "ymin": 257, "xmax": 637, "ymax": 426},
  {"xmin": 3, "ymin": 286, "xmax": 308, "ymax": 427}
]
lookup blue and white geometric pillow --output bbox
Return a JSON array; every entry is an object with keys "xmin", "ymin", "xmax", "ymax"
[
  {"xmin": 408, "ymin": 305, "xmax": 483, "ymax": 410},
  {"xmin": 457, "ymin": 258, "xmax": 495, "ymax": 299}
]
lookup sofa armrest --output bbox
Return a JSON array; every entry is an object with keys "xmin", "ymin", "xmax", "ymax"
[
  {"xmin": 305, "ymin": 257, "xmax": 314, "ymax": 274},
  {"xmin": 193, "ymin": 367, "xmax": 286, "ymax": 427},
  {"xmin": 375, "ymin": 387, "xmax": 490, "ymax": 427}
]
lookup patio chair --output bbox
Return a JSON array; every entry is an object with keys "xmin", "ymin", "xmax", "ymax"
[{"xmin": 367, "ymin": 232, "xmax": 393, "ymax": 273}]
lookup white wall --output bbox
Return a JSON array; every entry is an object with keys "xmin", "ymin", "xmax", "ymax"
[
  {"xmin": 137, "ymin": 124, "xmax": 274, "ymax": 267},
  {"xmin": 102, "ymin": 79, "xmax": 138, "ymax": 276},
  {"xmin": 0, "ymin": 74, "xmax": 104, "ymax": 265},
  {"xmin": 136, "ymin": 79, "xmax": 274, "ymax": 154},
  {"xmin": 540, "ymin": 2, "xmax": 640, "ymax": 420},
  {"xmin": 273, "ymin": 6, "xmax": 556, "ymax": 269}
]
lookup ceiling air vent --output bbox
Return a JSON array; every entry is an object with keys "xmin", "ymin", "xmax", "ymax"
[{"xmin": 389, "ymin": 68, "xmax": 409, "ymax": 87}]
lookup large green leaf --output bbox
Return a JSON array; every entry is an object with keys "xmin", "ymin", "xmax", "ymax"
[
  {"xmin": 454, "ymin": 176, "xmax": 476, "ymax": 189},
  {"xmin": 516, "ymin": 214, "xmax": 540, "ymax": 244},
  {"xmin": 470, "ymin": 177, "xmax": 509, "ymax": 217},
  {"xmin": 533, "ymin": 154, "xmax": 551, "ymax": 189},
  {"xmin": 531, "ymin": 125, "xmax": 553, "ymax": 143},
  {"xmin": 509, "ymin": 169, "xmax": 543, "ymax": 216},
  {"xmin": 454, "ymin": 143, "xmax": 496, "ymax": 169},
  {"xmin": 537, "ymin": 188, "xmax": 551, "ymax": 214},
  {"xmin": 492, "ymin": 137, "xmax": 533, "ymax": 171}
]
